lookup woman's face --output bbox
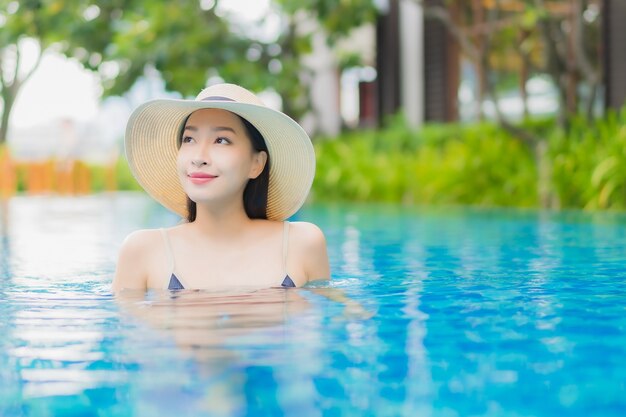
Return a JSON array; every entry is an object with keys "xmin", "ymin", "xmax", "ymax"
[{"xmin": 176, "ymin": 108, "xmax": 267, "ymax": 207}]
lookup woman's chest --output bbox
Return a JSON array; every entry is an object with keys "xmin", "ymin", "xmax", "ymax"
[
  {"xmin": 149, "ymin": 237, "xmax": 303, "ymax": 289},
  {"xmin": 172, "ymin": 247, "xmax": 286, "ymax": 288}
]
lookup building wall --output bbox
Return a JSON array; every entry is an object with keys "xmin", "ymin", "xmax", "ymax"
[
  {"xmin": 604, "ymin": 0, "xmax": 626, "ymax": 109},
  {"xmin": 399, "ymin": 0, "xmax": 425, "ymax": 128}
]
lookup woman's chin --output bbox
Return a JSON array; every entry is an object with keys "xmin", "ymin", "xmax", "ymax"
[
  {"xmin": 183, "ymin": 186, "xmax": 217, "ymax": 202},
  {"xmin": 187, "ymin": 195, "xmax": 212, "ymax": 205},
  {"xmin": 186, "ymin": 194, "xmax": 229, "ymax": 208}
]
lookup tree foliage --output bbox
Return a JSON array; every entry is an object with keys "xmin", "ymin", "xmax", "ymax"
[
  {"xmin": 1, "ymin": 0, "xmax": 380, "ymax": 145},
  {"xmin": 0, "ymin": 0, "xmax": 125, "ymax": 144},
  {"xmin": 275, "ymin": 0, "xmax": 377, "ymax": 43}
]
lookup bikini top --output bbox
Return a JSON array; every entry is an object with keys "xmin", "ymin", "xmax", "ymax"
[{"xmin": 160, "ymin": 221, "xmax": 296, "ymax": 290}]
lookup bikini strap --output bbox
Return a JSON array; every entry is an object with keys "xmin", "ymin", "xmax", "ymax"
[
  {"xmin": 159, "ymin": 228, "xmax": 175, "ymax": 278},
  {"xmin": 282, "ymin": 221, "xmax": 290, "ymax": 276}
]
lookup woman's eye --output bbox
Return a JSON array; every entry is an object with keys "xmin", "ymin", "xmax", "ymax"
[
  {"xmin": 216, "ymin": 137, "xmax": 231, "ymax": 144},
  {"xmin": 182, "ymin": 136, "xmax": 194, "ymax": 144}
]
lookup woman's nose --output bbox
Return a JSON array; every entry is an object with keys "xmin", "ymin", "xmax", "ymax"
[
  {"xmin": 191, "ymin": 140, "xmax": 211, "ymax": 166},
  {"xmin": 191, "ymin": 159, "xmax": 207, "ymax": 167}
]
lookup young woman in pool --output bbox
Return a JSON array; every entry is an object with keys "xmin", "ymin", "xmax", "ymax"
[{"xmin": 112, "ymin": 83, "xmax": 329, "ymax": 291}]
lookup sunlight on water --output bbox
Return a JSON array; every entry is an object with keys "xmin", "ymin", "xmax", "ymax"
[{"xmin": 1, "ymin": 194, "xmax": 155, "ymax": 284}]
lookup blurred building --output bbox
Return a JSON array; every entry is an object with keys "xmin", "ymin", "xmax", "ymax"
[
  {"xmin": 372, "ymin": 0, "xmax": 459, "ymax": 127},
  {"xmin": 304, "ymin": 0, "xmax": 434, "ymax": 132},
  {"xmin": 604, "ymin": 0, "xmax": 626, "ymax": 110},
  {"xmin": 368, "ymin": 0, "xmax": 625, "ymax": 127}
]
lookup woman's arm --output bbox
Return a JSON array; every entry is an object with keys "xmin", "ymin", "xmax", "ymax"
[
  {"xmin": 111, "ymin": 230, "xmax": 151, "ymax": 292},
  {"xmin": 306, "ymin": 287, "xmax": 374, "ymax": 319}
]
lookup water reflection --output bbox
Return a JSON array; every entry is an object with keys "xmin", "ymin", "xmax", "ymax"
[
  {"xmin": 0, "ymin": 194, "xmax": 169, "ymax": 286},
  {"xmin": 0, "ymin": 198, "xmax": 12, "ymax": 280},
  {"xmin": 116, "ymin": 288, "xmax": 313, "ymax": 362},
  {"xmin": 113, "ymin": 288, "xmax": 321, "ymax": 415}
]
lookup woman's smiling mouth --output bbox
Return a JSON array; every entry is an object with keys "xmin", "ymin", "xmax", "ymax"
[{"xmin": 188, "ymin": 172, "xmax": 218, "ymax": 184}]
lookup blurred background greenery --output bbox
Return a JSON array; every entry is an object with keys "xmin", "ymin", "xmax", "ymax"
[{"xmin": 1, "ymin": 0, "xmax": 625, "ymax": 210}]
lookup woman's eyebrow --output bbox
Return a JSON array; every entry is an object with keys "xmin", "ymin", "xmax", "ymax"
[
  {"xmin": 212, "ymin": 126, "xmax": 236, "ymax": 133},
  {"xmin": 183, "ymin": 125, "xmax": 236, "ymax": 133}
]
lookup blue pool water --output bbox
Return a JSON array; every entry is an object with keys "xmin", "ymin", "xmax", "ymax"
[{"xmin": 1, "ymin": 194, "xmax": 625, "ymax": 416}]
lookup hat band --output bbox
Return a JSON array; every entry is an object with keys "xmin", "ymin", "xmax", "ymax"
[{"xmin": 201, "ymin": 96, "xmax": 236, "ymax": 102}]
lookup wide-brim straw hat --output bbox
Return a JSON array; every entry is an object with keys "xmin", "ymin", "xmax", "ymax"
[{"xmin": 125, "ymin": 83, "xmax": 315, "ymax": 221}]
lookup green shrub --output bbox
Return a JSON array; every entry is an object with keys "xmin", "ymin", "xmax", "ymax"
[
  {"xmin": 313, "ymin": 118, "xmax": 537, "ymax": 207},
  {"xmin": 550, "ymin": 108, "xmax": 626, "ymax": 210},
  {"xmin": 114, "ymin": 156, "xmax": 143, "ymax": 191}
]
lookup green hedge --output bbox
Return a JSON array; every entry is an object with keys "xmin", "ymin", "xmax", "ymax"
[
  {"xmin": 550, "ymin": 108, "xmax": 626, "ymax": 210},
  {"xmin": 113, "ymin": 156, "xmax": 143, "ymax": 192},
  {"xmin": 313, "ymin": 115, "xmax": 538, "ymax": 207},
  {"xmin": 312, "ymin": 109, "xmax": 626, "ymax": 210}
]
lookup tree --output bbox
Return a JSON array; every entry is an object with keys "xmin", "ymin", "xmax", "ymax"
[
  {"xmin": 0, "ymin": 0, "xmax": 129, "ymax": 145},
  {"xmin": 1, "ymin": 0, "xmax": 382, "ymax": 146},
  {"xmin": 97, "ymin": 0, "xmax": 378, "ymax": 120},
  {"xmin": 0, "ymin": 1, "xmax": 276, "ymax": 144}
]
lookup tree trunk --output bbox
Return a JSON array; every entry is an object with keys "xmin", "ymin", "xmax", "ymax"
[
  {"xmin": 565, "ymin": 0, "xmax": 579, "ymax": 115},
  {"xmin": 1, "ymin": 41, "xmax": 42, "ymax": 145},
  {"xmin": 535, "ymin": 140, "xmax": 556, "ymax": 209},
  {"xmin": 0, "ymin": 90, "xmax": 15, "ymax": 146},
  {"xmin": 473, "ymin": 0, "xmax": 487, "ymax": 121},
  {"xmin": 519, "ymin": 30, "xmax": 530, "ymax": 119}
]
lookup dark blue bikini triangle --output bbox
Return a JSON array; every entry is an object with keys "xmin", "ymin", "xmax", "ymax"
[
  {"xmin": 281, "ymin": 275, "xmax": 296, "ymax": 288},
  {"xmin": 168, "ymin": 274, "xmax": 185, "ymax": 290}
]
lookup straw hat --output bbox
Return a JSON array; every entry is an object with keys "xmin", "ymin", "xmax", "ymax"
[{"xmin": 124, "ymin": 83, "xmax": 315, "ymax": 221}]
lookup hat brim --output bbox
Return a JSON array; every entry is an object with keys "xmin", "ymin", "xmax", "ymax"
[{"xmin": 125, "ymin": 99, "xmax": 315, "ymax": 221}]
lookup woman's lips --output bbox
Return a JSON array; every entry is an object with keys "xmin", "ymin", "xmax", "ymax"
[{"xmin": 188, "ymin": 172, "xmax": 217, "ymax": 184}]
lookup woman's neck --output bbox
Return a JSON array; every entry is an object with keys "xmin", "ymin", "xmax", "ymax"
[{"xmin": 190, "ymin": 200, "xmax": 255, "ymax": 240}]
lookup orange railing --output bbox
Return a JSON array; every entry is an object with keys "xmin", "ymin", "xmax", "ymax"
[
  {"xmin": 0, "ymin": 148, "xmax": 117, "ymax": 196},
  {"xmin": 0, "ymin": 147, "xmax": 17, "ymax": 198}
]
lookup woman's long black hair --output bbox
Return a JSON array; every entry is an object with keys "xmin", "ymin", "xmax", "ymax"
[{"xmin": 183, "ymin": 115, "xmax": 270, "ymax": 222}]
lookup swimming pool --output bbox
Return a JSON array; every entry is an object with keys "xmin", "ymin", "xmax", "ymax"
[{"xmin": 1, "ymin": 194, "xmax": 625, "ymax": 416}]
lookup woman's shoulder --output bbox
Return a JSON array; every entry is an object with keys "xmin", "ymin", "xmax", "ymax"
[
  {"xmin": 113, "ymin": 228, "xmax": 166, "ymax": 291},
  {"xmin": 288, "ymin": 221, "xmax": 330, "ymax": 282},
  {"xmin": 288, "ymin": 221, "xmax": 326, "ymax": 247},
  {"xmin": 120, "ymin": 228, "xmax": 164, "ymax": 251}
]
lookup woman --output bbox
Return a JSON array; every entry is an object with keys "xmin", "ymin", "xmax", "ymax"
[{"xmin": 113, "ymin": 83, "xmax": 329, "ymax": 291}]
